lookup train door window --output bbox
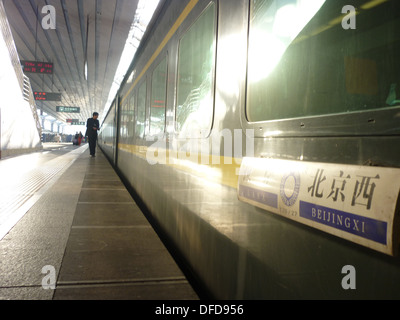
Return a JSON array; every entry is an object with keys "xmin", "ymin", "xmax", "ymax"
[
  {"xmin": 246, "ymin": 0, "xmax": 400, "ymax": 128},
  {"xmin": 136, "ymin": 81, "xmax": 146, "ymax": 139},
  {"xmin": 128, "ymin": 93, "xmax": 135, "ymax": 141},
  {"xmin": 176, "ymin": 2, "xmax": 216, "ymax": 137},
  {"xmin": 120, "ymin": 99, "xmax": 128, "ymax": 142},
  {"xmin": 150, "ymin": 56, "xmax": 167, "ymax": 136}
]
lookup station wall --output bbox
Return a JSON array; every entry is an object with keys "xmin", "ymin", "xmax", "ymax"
[{"xmin": 0, "ymin": 0, "xmax": 42, "ymax": 159}]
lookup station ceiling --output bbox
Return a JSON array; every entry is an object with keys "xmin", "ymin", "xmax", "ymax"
[{"xmin": 3, "ymin": 0, "xmax": 141, "ymax": 125}]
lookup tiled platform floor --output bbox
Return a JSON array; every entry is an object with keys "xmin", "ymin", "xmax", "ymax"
[{"xmin": 0, "ymin": 145, "xmax": 198, "ymax": 300}]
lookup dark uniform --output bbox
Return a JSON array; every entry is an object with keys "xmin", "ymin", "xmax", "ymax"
[{"xmin": 86, "ymin": 117, "xmax": 100, "ymax": 157}]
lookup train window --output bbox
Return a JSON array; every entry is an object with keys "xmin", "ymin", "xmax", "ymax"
[
  {"xmin": 136, "ymin": 81, "xmax": 146, "ymax": 139},
  {"xmin": 120, "ymin": 99, "xmax": 129, "ymax": 142},
  {"xmin": 150, "ymin": 56, "xmax": 167, "ymax": 136},
  {"xmin": 176, "ymin": 3, "xmax": 216, "ymax": 136},
  {"xmin": 246, "ymin": 0, "xmax": 400, "ymax": 123},
  {"xmin": 128, "ymin": 93, "xmax": 135, "ymax": 140}
]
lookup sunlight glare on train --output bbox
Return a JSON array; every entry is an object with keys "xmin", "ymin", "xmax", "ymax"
[
  {"xmin": 248, "ymin": 0, "xmax": 326, "ymax": 83},
  {"xmin": 103, "ymin": 0, "xmax": 160, "ymax": 121},
  {"xmin": 217, "ymin": 33, "xmax": 247, "ymax": 98}
]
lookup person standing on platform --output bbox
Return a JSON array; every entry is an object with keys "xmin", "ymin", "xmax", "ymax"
[
  {"xmin": 78, "ymin": 131, "xmax": 83, "ymax": 146},
  {"xmin": 73, "ymin": 132, "xmax": 79, "ymax": 145},
  {"xmin": 86, "ymin": 112, "xmax": 100, "ymax": 157}
]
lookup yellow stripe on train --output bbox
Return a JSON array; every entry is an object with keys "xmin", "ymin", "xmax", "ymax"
[{"xmin": 118, "ymin": 143, "xmax": 241, "ymax": 189}]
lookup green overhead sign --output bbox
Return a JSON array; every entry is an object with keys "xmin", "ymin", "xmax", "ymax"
[{"xmin": 56, "ymin": 106, "xmax": 81, "ymax": 113}]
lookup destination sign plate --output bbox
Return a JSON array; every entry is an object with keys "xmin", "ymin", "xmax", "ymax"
[{"xmin": 237, "ymin": 158, "xmax": 400, "ymax": 256}]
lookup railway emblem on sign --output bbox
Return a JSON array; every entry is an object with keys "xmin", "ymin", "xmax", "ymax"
[{"xmin": 280, "ymin": 172, "xmax": 300, "ymax": 207}]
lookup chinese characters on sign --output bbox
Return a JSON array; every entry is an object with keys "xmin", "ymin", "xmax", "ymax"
[
  {"xmin": 308, "ymin": 169, "xmax": 380, "ymax": 210},
  {"xmin": 21, "ymin": 61, "xmax": 54, "ymax": 74},
  {"xmin": 34, "ymin": 92, "xmax": 62, "ymax": 101},
  {"xmin": 56, "ymin": 106, "xmax": 80, "ymax": 113},
  {"xmin": 66, "ymin": 119, "xmax": 84, "ymax": 125},
  {"xmin": 238, "ymin": 158, "xmax": 400, "ymax": 256}
]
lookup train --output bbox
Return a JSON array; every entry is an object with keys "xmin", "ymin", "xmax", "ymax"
[{"xmin": 99, "ymin": 0, "xmax": 400, "ymax": 299}]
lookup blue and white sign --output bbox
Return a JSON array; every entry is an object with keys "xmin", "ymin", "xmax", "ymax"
[{"xmin": 237, "ymin": 158, "xmax": 400, "ymax": 256}]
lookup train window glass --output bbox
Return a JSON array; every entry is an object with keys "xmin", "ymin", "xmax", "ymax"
[
  {"xmin": 176, "ymin": 3, "xmax": 216, "ymax": 136},
  {"xmin": 128, "ymin": 93, "xmax": 135, "ymax": 140},
  {"xmin": 246, "ymin": 0, "xmax": 400, "ymax": 122},
  {"xmin": 150, "ymin": 56, "xmax": 167, "ymax": 135},
  {"xmin": 120, "ymin": 99, "xmax": 128, "ymax": 142},
  {"xmin": 136, "ymin": 81, "xmax": 146, "ymax": 139}
]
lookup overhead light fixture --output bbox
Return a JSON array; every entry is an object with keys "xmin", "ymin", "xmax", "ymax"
[
  {"xmin": 84, "ymin": 15, "xmax": 89, "ymax": 81},
  {"xmin": 84, "ymin": 61, "xmax": 88, "ymax": 80}
]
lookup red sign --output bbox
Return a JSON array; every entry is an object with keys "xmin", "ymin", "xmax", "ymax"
[
  {"xmin": 21, "ymin": 61, "xmax": 53, "ymax": 74},
  {"xmin": 34, "ymin": 92, "xmax": 61, "ymax": 101}
]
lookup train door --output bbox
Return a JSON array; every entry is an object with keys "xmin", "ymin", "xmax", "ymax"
[{"xmin": 114, "ymin": 96, "xmax": 120, "ymax": 165}]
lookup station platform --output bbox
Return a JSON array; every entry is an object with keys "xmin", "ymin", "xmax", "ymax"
[{"xmin": 0, "ymin": 144, "xmax": 198, "ymax": 300}]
